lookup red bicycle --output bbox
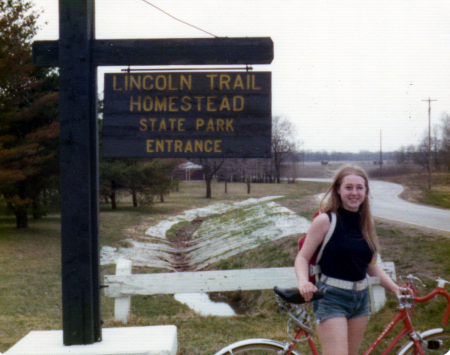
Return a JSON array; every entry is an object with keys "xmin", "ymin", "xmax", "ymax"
[{"xmin": 213, "ymin": 275, "xmax": 450, "ymax": 355}]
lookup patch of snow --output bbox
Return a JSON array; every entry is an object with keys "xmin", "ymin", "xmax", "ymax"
[
  {"xmin": 100, "ymin": 242, "xmax": 177, "ymax": 270},
  {"xmin": 143, "ymin": 196, "xmax": 284, "ymax": 240},
  {"xmin": 100, "ymin": 196, "xmax": 310, "ymax": 270},
  {"xmin": 187, "ymin": 202, "xmax": 310, "ymax": 269},
  {"xmin": 174, "ymin": 293, "xmax": 235, "ymax": 316}
]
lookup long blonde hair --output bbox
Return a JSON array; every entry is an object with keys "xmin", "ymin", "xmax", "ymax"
[{"xmin": 320, "ymin": 165, "xmax": 379, "ymax": 253}]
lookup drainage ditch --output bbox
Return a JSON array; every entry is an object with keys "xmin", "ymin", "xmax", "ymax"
[{"xmin": 167, "ymin": 217, "xmax": 238, "ymax": 315}]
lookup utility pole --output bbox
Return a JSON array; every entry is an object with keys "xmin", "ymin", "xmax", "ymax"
[
  {"xmin": 380, "ymin": 130, "xmax": 383, "ymax": 178},
  {"xmin": 422, "ymin": 98, "xmax": 437, "ymax": 189}
]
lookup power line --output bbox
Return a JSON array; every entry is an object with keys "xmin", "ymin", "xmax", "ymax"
[{"xmin": 140, "ymin": 0, "xmax": 218, "ymax": 38}]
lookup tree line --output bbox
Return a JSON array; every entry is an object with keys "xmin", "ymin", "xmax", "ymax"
[{"xmin": 299, "ymin": 151, "xmax": 396, "ymax": 163}]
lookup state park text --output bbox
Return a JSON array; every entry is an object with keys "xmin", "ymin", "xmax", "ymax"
[{"xmin": 101, "ymin": 72, "xmax": 271, "ymax": 158}]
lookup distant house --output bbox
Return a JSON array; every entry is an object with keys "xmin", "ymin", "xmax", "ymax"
[{"xmin": 175, "ymin": 161, "xmax": 203, "ymax": 181}]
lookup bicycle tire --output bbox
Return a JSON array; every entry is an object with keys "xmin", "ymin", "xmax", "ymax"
[
  {"xmin": 397, "ymin": 329, "xmax": 450, "ymax": 355},
  {"xmin": 213, "ymin": 339, "xmax": 303, "ymax": 355}
]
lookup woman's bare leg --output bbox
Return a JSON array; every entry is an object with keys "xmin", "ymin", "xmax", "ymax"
[
  {"xmin": 316, "ymin": 316, "xmax": 348, "ymax": 355},
  {"xmin": 316, "ymin": 315, "xmax": 369, "ymax": 355},
  {"xmin": 348, "ymin": 316, "xmax": 369, "ymax": 355}
]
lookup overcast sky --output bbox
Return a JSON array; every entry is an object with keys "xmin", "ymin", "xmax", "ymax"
[{"xmin": 33, "ymin": 0, "xmax": 450, "ymax": 153}]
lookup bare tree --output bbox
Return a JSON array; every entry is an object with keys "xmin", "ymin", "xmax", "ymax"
[
  {"xmin": 431, "ymin": 124, "xmax": 442, "ymax": 171},
  {"xmin": 255, "ymin": 158, "xmax": 275, "ymax": 183},
  {"xmin": 415, "ymin": 133, "xmax": 431, "ymax": 171},
  {"xmin": 194, "ymin": 158, "xmax": 225, "ymax": 198},
  {"xmin": 271, "ymin": 116, "xmax": 299, "ymax": 183},
  {"xmin": 415, "ymin": 126, "xmax": 441, "ymax": 171},
  {"xmin": 406, "ymin": 145, "xmax": 416, "ymax": 164},
  {"xmin": 394, "ymin": 146, "xmax": 406, "ymax": 165},
  {"xmin": 219, "ymin": 159, "xmax": 243, "ymax": 182},
  {"xmin": 441, "ymin": 113, "xmax": 450, "ymax": 171},
  {"xmin": 239, "ymin": 159, "xmax": 261, "ymax": 193},
  {"xmin": 285, "ymin": 153, "xmax": 302, "ymax": 183},
  {"xmin": 218, "ymin": 158, "xmax": 257, "ymax": 193}
]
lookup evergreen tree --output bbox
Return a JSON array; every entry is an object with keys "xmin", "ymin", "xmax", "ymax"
[
  {"xmin": 99, "ymin": 158, "xmax": 178, "ymax": 209},
  {"xmin": 0, "ymin": 0, "xmax": 59, "ymax": 228}
]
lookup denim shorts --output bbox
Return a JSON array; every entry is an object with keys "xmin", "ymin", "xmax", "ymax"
[{"xmin": 313, "ymin": 280, "xmax": 370, "ymax": 324}]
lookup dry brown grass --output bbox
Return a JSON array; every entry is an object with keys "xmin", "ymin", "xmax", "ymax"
[{"xmin": 0, "ymin": 215, "xmax": 62, "ymax": 351}]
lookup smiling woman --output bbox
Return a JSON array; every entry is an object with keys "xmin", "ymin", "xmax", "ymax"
[
  {"xmin": 294, "ymin": 165, "xmax": 403, "ymax": 355},
  {"xmin": 337, "ymin": 174, "xmax": 366, "ymax": 212}
]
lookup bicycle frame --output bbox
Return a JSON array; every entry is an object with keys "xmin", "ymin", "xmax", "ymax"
[
  {"xmin": 363, "ymin": 306, "xmax": 419, "ymax": 355},
  {"xmin": 285, "ymin": 328, "xmax": 319, "ymax": 355},
  {"xmin": 285, "ymin": 307, "xmax": 417, "ymax": 355},
  {"xmin": 286, "ymin": 284, "xmax": 450, "ymax": 355},
  {"xmin": 364, "ymin": 285, "xmax": 450, "ymax": 355}
]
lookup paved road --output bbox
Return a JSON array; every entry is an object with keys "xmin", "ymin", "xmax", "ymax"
[
  {"xmin": 369, "ymin": 180, "xmax": 450, "ymax": 233},
  {"xmin": 302, "ymin": 179, "xmax": 450, "ymax": 233}
]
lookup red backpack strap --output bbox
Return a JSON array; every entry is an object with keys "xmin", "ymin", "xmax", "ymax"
[
  {"xmin": 298, "ymin": 211, "xmax": 323, "ymax": 251},
  {"xmin": 312, "ymin": 210, "xmax": 323, "ymax": 220}
]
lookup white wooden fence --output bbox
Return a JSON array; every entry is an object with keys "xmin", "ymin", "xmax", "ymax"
[{"xmin": 104, "ymin": 258, "xmax": 396, "ymax": 323}]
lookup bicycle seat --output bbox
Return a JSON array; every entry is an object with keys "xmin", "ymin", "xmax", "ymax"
[{"xmin": 274, "ymin": 286, "xmax": 324, "ymax": 304}]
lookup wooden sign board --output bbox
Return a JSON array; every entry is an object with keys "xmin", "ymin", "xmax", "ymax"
[{"xmin": 102, "ymin": 71, "xmax": 271, "ymax": 158}]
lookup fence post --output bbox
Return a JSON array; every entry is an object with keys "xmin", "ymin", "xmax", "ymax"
[
  {"xmin": 369, "ymin": 255, "xmax": 397, "ymax": 313},
  {"xmin": 114, "ymin": 259, "xmax": 132, "ymax": 323}
]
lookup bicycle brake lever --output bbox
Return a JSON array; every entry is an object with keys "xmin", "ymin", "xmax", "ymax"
[
  {"xmin": 437, "ymin": 278, "xmax": 450, "ymax": 288},
  {"xmin": 405, "ymin": 274, "xmax": 425, "ymax": 287}
]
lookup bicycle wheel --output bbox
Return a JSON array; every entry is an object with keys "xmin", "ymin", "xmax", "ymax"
[
  {"xmin": 397, "ymin": 330, "xmax": 450, "ymax": 355},
  {"xmin": 214, "ymin": 339, "xmax": 302, "ymax": 355}
]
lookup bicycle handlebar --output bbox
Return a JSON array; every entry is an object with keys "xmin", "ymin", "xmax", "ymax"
[
  {"xmin": 413, "ymin": 287, "xmax": 450, "ymax": 325},
  {"xmin": 403, "ymin": 275, "xmax": 450, "ymax": 326}
]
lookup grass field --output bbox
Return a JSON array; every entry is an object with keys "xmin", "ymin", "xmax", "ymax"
[
  {"xmin": 0, "ymin": 173, "xmax": 450, "ymax": 354},
  {"xmin": 388, "ymin": 172, "xmax": 450, "ymax": 209}
]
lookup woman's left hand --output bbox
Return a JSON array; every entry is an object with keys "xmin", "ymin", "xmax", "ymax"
[{"xmin": 394, "ymin": 285, "xmax": 415, "ymax": 297}]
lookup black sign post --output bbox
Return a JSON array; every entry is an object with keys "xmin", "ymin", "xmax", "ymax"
[
  {"xmin": 57, "ymin": 0, "xmax": 100, "ymax": 346},
  {"xmin": 32, "ymin": 0, "xmax": 273, "ymax": 346}
]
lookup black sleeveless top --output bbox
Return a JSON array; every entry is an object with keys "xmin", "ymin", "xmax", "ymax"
[{"xmin": 319, "ymin": 208, "xmax": 373, "ymax": 282}]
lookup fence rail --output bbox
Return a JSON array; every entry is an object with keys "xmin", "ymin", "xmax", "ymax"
[{"xmin": 104, "ymin": 258, "xmax": 395, "ymax": 323}]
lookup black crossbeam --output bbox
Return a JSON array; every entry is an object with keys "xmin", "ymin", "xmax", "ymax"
[{"xmin": 33, "ymin": 37, "xmax": 274, "ymax": 67}]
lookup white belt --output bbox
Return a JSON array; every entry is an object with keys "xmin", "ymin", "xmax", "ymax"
[{"xmin": 320, "ymin": 274, "xmax": 369, "ymax": 291}]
